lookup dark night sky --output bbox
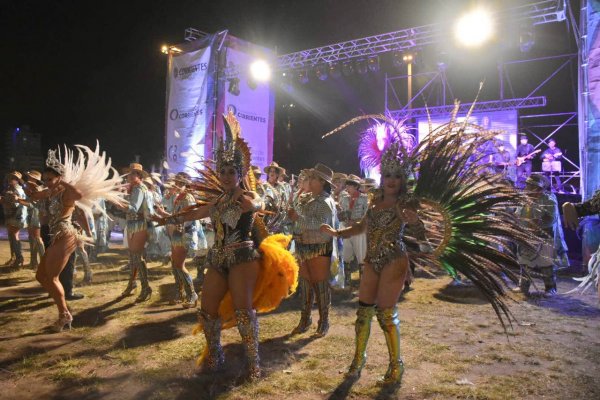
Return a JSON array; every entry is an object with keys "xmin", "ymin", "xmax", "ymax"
[{"xmin": 1, "ymin": 0, "xmax": 578, "ymax": 175}]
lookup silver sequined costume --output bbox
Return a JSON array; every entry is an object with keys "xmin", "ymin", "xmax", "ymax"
[
  {"xmin": 206, "ymin": 192, "xmax": 260, "ymax": 276},
  {"xmin": 294, "ymin": 191, "xmax": 336, "ymax": 262}
]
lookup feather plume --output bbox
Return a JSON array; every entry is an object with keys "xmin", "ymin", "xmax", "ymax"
[{"xmin": 56, "ymin": 141, "xmax": 127, "ymax": 221}]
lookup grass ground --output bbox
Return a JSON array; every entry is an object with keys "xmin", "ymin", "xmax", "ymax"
[{"xmin": 0, "ymin": 237, "xmax": 599, "ymax": 400}]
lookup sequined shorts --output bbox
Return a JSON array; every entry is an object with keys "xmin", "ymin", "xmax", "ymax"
[
  {"xmin": 49, "ymin": 221, "xmax": 81, "ymax": 246},
  {"xmin": 364, "ymin": 241, "xmax": 407, "ymax": 274},
  {"xmin": 295, "ymin": 241, "xmax": 333, "ymax": 263},
  {"xmin": 206, "ymin": 241, "xmax": 260, "ymax": 276}
]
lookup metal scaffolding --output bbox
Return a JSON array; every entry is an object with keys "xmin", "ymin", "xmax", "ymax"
[{"xmin": 275, "ymin": 0, "xmax": 566, "ymax": 71}]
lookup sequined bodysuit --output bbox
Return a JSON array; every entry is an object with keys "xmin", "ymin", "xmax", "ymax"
[
  {"xmin": 47, "ymin": 190, "xmax": 77, "ymax": 244},
  {"xmin": 206, "ymin": 193, "xmax": 259, "ymax": 275}
]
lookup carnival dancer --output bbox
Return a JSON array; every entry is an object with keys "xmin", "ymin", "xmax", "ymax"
[
  {"xmin": 119, "ymin": 163, "xmax": 154, "ymax": 302},
  {"xmin": 155, "ymin": 113, "xmax": 297, "ymax": 381},
  {"xmin": 319, "ymin": 104, "xmax": 541, "ymax": 387},
  {"xmin": 563, "ymin": 189, "xmax": 600, "ymax": 299},
  {"xmin": 154, "ymin": 173, "xmax": 199, "ymax": 308},
  {"xmin": 143, "ymin": 176, "xmax": 171, "ymax": 262},
  {"xmin": 338, "ymin": 174, "xmax": 369, "ymax": 289},
  {"xmin": 330, "ymin": 172, "xmax": 348, "ymax": 289},
  {"xmin": 262, "ymin": 162, "xmax": 288, "ymax": 233},
  {"xmin": 288, "ymin": 163, "xmax": 337, "ymax": 337},
  {"xmin": 23, "ymin": 171, "xmax": 45, "ymax": 269},
  {"xmin": 321, "ymin": 146, "xmax": 424, "ymax": 385},
  {"xmin": 29, "ymin": 144, "xmax": 125, "ymax": 331},
  {"xmin": 1, "ymin": 171, "xmax": 28, "ymax": 267},
  {"xmin": 514, "ymin": 175, "xmax": 560, "ymax": 296}
]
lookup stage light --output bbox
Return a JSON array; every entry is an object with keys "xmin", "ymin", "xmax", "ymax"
[
  {"xmin": 402, "ymin": 54, "xmax": 414, "ymax": 63},
  {"xmin": 368, "ymin": 56, "xmax": 380, "ymax": 72},
  {"xmin": 392, "ymin": 51, "xmax": 403, "ymax": 69},
  {"xmin": 342, "ymin": 62, "xmax": 354, "ymax": 76},
  {"xmin": 250, "ymin": 59, "xmax": 271, "ymax": 82},
  {"xmin": 315, "ymin": 65, "xmax": 328, "ymax": 81},
  {"xmin": 161, "ymin": 44, "xmax": 169, "ymax": 54},
  {"xmin": 298, "ymin": 69, "xmax": 309, "ymax": 84},
  {"xmin": 356, "ymin": 59, "xmax": 368, "ymax": 75},
  {"xmin": 454, "ymin": 8, "xmax": 494, "ymax": 47},
  {"xmin": 329, "ymin": 62, "xmax": 341, "ymax": 78}
]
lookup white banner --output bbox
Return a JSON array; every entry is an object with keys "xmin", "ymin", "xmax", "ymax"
[
  {"xmin": 165, "ymin": 45, "xmax": 212, "ymax": 175},
  {"xmin": 223, "ymin": 46, "xmax": 273, "ymax": 170}
]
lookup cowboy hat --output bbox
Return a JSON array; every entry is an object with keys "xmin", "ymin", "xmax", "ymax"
[
  {"xmin": 251, "ymin": 165, "xmax": 262, "ymax": 176},
  {"xmin": 264, "ymin": 162, "xmax": 285, "ymax": 174},
  {"xmin": 308, "ymin": 163, "xmax": 334, "ymax": 184},
  {"xmin": 361, "ymin": 178, "xmax": 378, "ymax": 188},
  {"xmin": 7, "ymin": 171, "xmax": 23, "ymax": 183},
  {"xmin": 123, "ymin": 163, "xmax": 149, "ymax": 178},
  {"xmin": 25, "ymin": 170, "xmax": 42, "ymax": 183},
  {"xmin": 332, "ymin": 172, "xmax": 348, "ymax": 182},
  {"xmin": 346, "ymin": 174, "xmax": 362, "ymax": 185}
]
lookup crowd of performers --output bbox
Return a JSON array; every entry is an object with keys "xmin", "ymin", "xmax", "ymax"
[{"xmin": 1, "ymin": 108, "xmax": 599, "ymax": 387}]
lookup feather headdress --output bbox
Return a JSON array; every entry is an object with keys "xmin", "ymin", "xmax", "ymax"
[
  {"xmin": 45, "ymin": 141, "xmax": 127, "ymax": 220},
  {"xmin": 215, "ymin": 110, "xmax": 251, "ymax": 179},
  {"xmin": 323, "ymin": 99, "xmax": 541, "ymax": 330}
]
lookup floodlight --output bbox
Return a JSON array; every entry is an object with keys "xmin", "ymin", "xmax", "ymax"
[
  {"xmin": 454, "ymin": 8, "xmax": 494, "ymax": 47},
  {"xmin": 250, "ymin": 60, "xmax": 271, "ymax": 82}
]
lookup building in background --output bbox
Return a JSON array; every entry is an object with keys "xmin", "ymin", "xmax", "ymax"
[{"xmin": 1, "ymin": 126, "xmax": 43, "ymax": 181}]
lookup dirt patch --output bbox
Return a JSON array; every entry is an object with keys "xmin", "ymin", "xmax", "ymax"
[{"xmin": 0, "ymin": 238, "xmax": 599, "ymax": 399}]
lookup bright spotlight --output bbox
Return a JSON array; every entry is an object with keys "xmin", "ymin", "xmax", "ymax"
[
  {"xmin": 161, "ymin": 44, "xmax": 169, "ymax": 54},
  {"xmin": 250, "ymin": 60, "xmax": 271, "ymax": 82},
  {"xmin": 454, "ymin": 8, "xmax": 494, "ymax": 47}
]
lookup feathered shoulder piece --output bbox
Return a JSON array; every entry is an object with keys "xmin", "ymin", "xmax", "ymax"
[{"xmin": 46, "ymin": 141, "xmax": 127, "ymax": 220}]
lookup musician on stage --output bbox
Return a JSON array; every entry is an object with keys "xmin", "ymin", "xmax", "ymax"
[
  {"xmin": 492, "ymin": 142, "xmax": 511, "ymax": 176},
  {"xmin": 516, "ymin": 134, "xmax": 536, "ymax": 188},
  {"xmin": 541, "ymin": 139, "xmax": 563, "ymax": 191}
]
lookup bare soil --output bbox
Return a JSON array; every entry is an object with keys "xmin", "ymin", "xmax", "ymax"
[{"xmin": 0, "ymin": 236, "xmax": 599, "ymax": 400}]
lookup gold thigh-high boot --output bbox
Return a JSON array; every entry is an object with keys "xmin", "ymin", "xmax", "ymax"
[
  {"xmin": 345, "ymin": 303, "xmax": 376, "ymax": 379},
  {"xmin": 291, "ymin": 277, "xmax": 313, "ymax": 334},
  {"xmin": 376, "ymin": 306, "xmax": 404, "ymax": 386},
  {"xmin": 197, "ymin": 309, "xmax": 225, "ymax": 372},
  {"xmin": 313, "ymin": 280, "xmax": 331, "ymax": 337},
  {"xmin": 235, "ymin": 309, "xmax": 260, "ymax": 380}
]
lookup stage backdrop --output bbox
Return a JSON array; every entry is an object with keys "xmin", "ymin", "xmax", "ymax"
[
  {"xmin": 219, "ymin": 36, "xmax": 275, "ymax": 171},
  {"xmin": 165, "ymin": 35, "xmax": 217, "ymax": 175},
  {"xmin": 164, "ymin": 33, "xmax": 275, "ymax": 176}
]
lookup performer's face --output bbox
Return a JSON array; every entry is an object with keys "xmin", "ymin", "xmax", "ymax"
[
  {"xmin": 8, "ymin": 177, "xmax": 18, "ymax": 187},
  {"xmin": 127, "ymin": 172, "xmax": 142, "ymax": 185},
  {"xmin": 219, "ymin": 165, "xmax": 239, "ymax": 190},
  {"xmin": 549, "ymin": 141, "xmax": 556, "ymax": 149},
  {"xmin": 382, "ymin": 173, "xmax": 404, "ymax": 196},
  {"xmin": 308, "ymin": 174, "xmax": 325, "ymax": 193},
  {"xmin": 42, "ymin": 171, "xmax": 61, "ymax": 189},
  {"xmin": 346, "ymin": 184, "xmax": 358, "ymax": 195},
  {"xmin": 267, "ymin": 169, "xmax": 279, "ymax": 184},
  {"xmin": 520, "ymin": 138, "xmax": 528, "ymax": 145}
]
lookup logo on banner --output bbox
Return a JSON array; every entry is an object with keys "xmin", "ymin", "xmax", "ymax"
[
  {"xmin": 173, "ymin": 62, "xmax": 209, "ymax": 80},
  {"xmin": 227, "ymin": 104, "xmax": 267, "ymax": 124},
  {"xmin": 169, "ymin": 107, "xmax": 204, "ymax": 120}
]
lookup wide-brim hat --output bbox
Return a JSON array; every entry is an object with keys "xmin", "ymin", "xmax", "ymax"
[
  {"xmin": 518, "ymin": 133, "xmax": 528, "ymax": 139},
  {"xmin": 124, "ymin": 163, "xmax": 149, "ymax": 178},
  {"xmin": 26, "ymin": 170, "xmax": 42, "ymax": 183},
  {"xmin": 308, "ymin": 163, "xmax": 334, "ymax": 184},
  {"xmin": 361, "ymin": 178, "xmax": 378, "ymax": 188},
  {"xmin": 173, "ymin": 172, "xmax": 191, "ymax": 186},
  {"xmin": 150, "ymin": 172, "xmax": 163, "ymax": 186},
  {"xmin": 346, "ymin": 174, "xmax": 362, "ymax": 185},
  {"xmin": 143, "ymin": 177, "xmax": 155, "ymax": 187},
  {"xmin": 332, "ymin": 172, "xmax": 348, "ymax": 182},
  {"xmin": 264, "ymin": 162, "xmax": 284, "ymax": 174},
  {"xmin": 7, "ymin": 171, "xmax": 23, "ymax": 183},
  {"xmin": 251, "ymin": 165, "xmax": 262, "ymax": 176},
  {"xmin": 525, "ymin": 174, "xmax": 549, "ymax": 190}
]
